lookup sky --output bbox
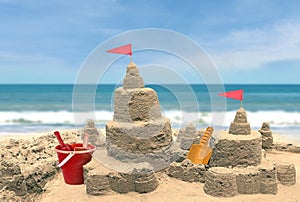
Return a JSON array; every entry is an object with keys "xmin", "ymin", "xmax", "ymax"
[{"xmin": 0, "ymin": 0, "xmax": 300, "ymax": 84}]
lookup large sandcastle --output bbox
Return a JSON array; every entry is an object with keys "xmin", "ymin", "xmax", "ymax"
[
  {"xmin": 106, "ymin": 61, "xmax": 173, "ymax": 164},
  {"xmin": 85, "ymin": 61, "xmax": 174, "ymax": 194}
]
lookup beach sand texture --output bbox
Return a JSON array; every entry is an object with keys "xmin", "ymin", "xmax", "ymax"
[
  {"xmin": 40, "ymin": 150, "xmax": 300, "ymax": 202},
  {"xmin": 0, "ymin": 130, "xmax": 299, "ymax": 202}
]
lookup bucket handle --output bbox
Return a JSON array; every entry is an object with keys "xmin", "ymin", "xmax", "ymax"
[
  {"xmin": 57, "ymin": 151, "xmax": 75, "ymax": 168},
  {"xmin": 57, "ymin": 149, "xmax": 95, "ymax": 168},
  {"xmin": 56, "ymin": 146, "xmax": 96, "ymax": 168}
]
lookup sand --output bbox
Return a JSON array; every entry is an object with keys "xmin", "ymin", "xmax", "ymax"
[
  {"xmin": 36, "ymin": 150, "xmax": 300, "ymax": 202},
  {"xmin": 1, "ymin": 131, "xmax": 300, "ymax": 202},
  {"xmin": 0, "ymin": 132, "xmax": 49, "ymax": 141}
]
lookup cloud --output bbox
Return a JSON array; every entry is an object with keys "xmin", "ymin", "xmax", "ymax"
[{"xmin": 208, "ymin": 20, "xmax": 300, "ymax": 70}]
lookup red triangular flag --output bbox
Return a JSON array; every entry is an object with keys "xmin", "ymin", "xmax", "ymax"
[
  {"xmin": 218, "ymin": 89, "xmax": 243, "ymax": 101},
  {"xmin": 106, "ymin": 44, "xmax": 132, "ymax": 56}
]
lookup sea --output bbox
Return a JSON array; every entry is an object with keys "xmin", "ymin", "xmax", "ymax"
[{"xmin": 0, "ymin": 84, "xmax": 299, "ymax": 141}]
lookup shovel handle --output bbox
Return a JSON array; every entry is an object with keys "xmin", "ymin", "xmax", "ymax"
[
  {"xmin": 83, "ymin": 133, "xmax": 89, "ymax": 148},
  {"xmin": 54, "ymin": 131, "xmax": 66, "ymax": 148},
  {"xmin": 199, "ymin": 126, "xmax": 213, "ymax": 145}
]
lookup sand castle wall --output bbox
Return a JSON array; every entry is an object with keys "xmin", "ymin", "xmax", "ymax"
[
  {"xmin": 204, "ymin": 167, "xmax": 238, "ymax": 197},
  {"xmin": 113, "ymin": 88, "xmax": 162, "ymax": 122},
  {"xmin": 234, "ymin": 167, "xmax": 260, "ymax": 194},
  {"xmin": 202, "ymin": 162, "xmax": 281, "ymax": 196},
  {"xmin": 275, "ymin": 162, "xmax": 296, "ymax": 186},
  {"xmin": 166, "ymin": 159, "xmax": 206, "ymax": 183},
  {"xmin": 210, "ymin": 130, "xmax": 262, "ymax": 167},
  {"xmin": 259, "ymin": 163, "xmax": 278, "ymax": 194},
  {"xmin": 106, "ymin": 119, "xmax": 172, "ymax": 154},
  {"xmin": 85, "ymin": 161, "xmax": 158, "ymax": 195}
]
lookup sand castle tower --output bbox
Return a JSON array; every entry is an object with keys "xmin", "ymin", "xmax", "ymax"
[
  {"xmin": 210, "ymin": 107, "xmax": 262, "ymax": 167},
  {"xmin": 105, "ymin": 61, "xmax": 173, "ymax": 163},
  {"xmin": 179, "ymin": 123, "xmax": 198, "ymax": 150},
  {"xmin": 83, "ymin": 119, "xmax": 102, "ymax": 146},
  {"xmin": 259, "ymin": 122, "xmax": 273, "ymax": 149}
]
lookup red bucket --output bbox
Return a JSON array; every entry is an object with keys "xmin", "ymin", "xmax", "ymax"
[{"xmin": 55, "ymin": 143, "xmax": 96, "ymax": 185}]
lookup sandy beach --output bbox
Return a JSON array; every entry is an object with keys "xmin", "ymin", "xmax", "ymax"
[
  {"xmin": 0, "ymin": 130, "xmax": 299, "ymax": 202},
  {"xmin": 39, "ymin": 151, "xmax": 300, "ymax": 202},
  {"xmin": 2, "ymin": 0, "xmax": 300, "ymax": 201}
]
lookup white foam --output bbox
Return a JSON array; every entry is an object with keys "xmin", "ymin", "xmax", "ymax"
[
  {"xmin": 0, "ymin": 110, "xmax": 300, "ymax": 140},
  {"xmin": 0, "ymin": 110, "xmax": 299, "ymax": 128},
  {"xmin": 163, "ymin": 110, "xmax": 300, "ymax": 128},
  {"xmin": 0, "ymin": 110, "xmax": 113, "ymax": 125}
]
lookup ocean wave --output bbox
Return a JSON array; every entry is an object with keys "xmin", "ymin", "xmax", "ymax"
[
  {"xmin": 0, "ymin": 111, "xmax": 113, "ymax": 125},
  {"xmin": 0, "ymin": 110, "xmax": 300, "ymax": 128},
  {"xmin": 165, "ymin": 110, "xmax": 300, "ymax": 128}
]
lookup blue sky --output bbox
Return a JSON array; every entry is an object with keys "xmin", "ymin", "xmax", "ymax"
[{"xmin": 0, "ymin": 0, "xmax": 300, "ymax": 84}]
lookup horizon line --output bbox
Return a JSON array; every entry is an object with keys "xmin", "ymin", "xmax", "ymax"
[{"xmin": 0, "ymin": 83, "xmax": 300, "ymax": 85}]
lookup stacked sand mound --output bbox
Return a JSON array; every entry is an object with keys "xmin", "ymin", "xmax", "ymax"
[
  {"xmin": 106, "ymin": 61, "xmax": 173, "ymax": 163},
  {"xmin": 259, "ymin": 122, "xmax": 273, "ymax": 149},
  {"xmin": 210, "ymin": 107, "xmax": 262, "ymax": 167},
  {"xmin": 86, "ymin": 61, "xmax": 174, "ymax": 195}
]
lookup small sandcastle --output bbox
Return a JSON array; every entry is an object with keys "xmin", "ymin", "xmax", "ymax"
[
  {"xmin": 210, "ymin": 107, "xmax": 262, "ymax": 168},
  {"xmin": 204, "ymin": 107, "xmax": 296, "ymax": 197},
  {"xmin": 167, "ymin": 107, "xmax": 296, "ymax": 197}
]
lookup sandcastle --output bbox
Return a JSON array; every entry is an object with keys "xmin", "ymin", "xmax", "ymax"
[
  {"xmin": 85, "ymin": 61, "xmax": 174, "ymax": 194},
  {"xmin": 210, "ymin": 107, "xmax": 262, "ymax": 167},
  {"xmin": 105, "ymin": 61, "xmax": 173, "ymax": 164},
  {"xmin": 167, "ymin": 107, "xmax": 296, "ymax": 197},
  {"xmin": 204, "ymin": 107, "xmax": 296, "ymax": 197}
]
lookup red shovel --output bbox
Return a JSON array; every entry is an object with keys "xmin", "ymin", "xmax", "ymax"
[{"xmin": 54, "ymin": 131, "xmax": 73, "ymax": 151}]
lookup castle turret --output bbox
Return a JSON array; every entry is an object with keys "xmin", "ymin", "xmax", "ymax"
[{"xmin": 229, "ymin": 107, "xmax": 251, "ymax": 135}]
